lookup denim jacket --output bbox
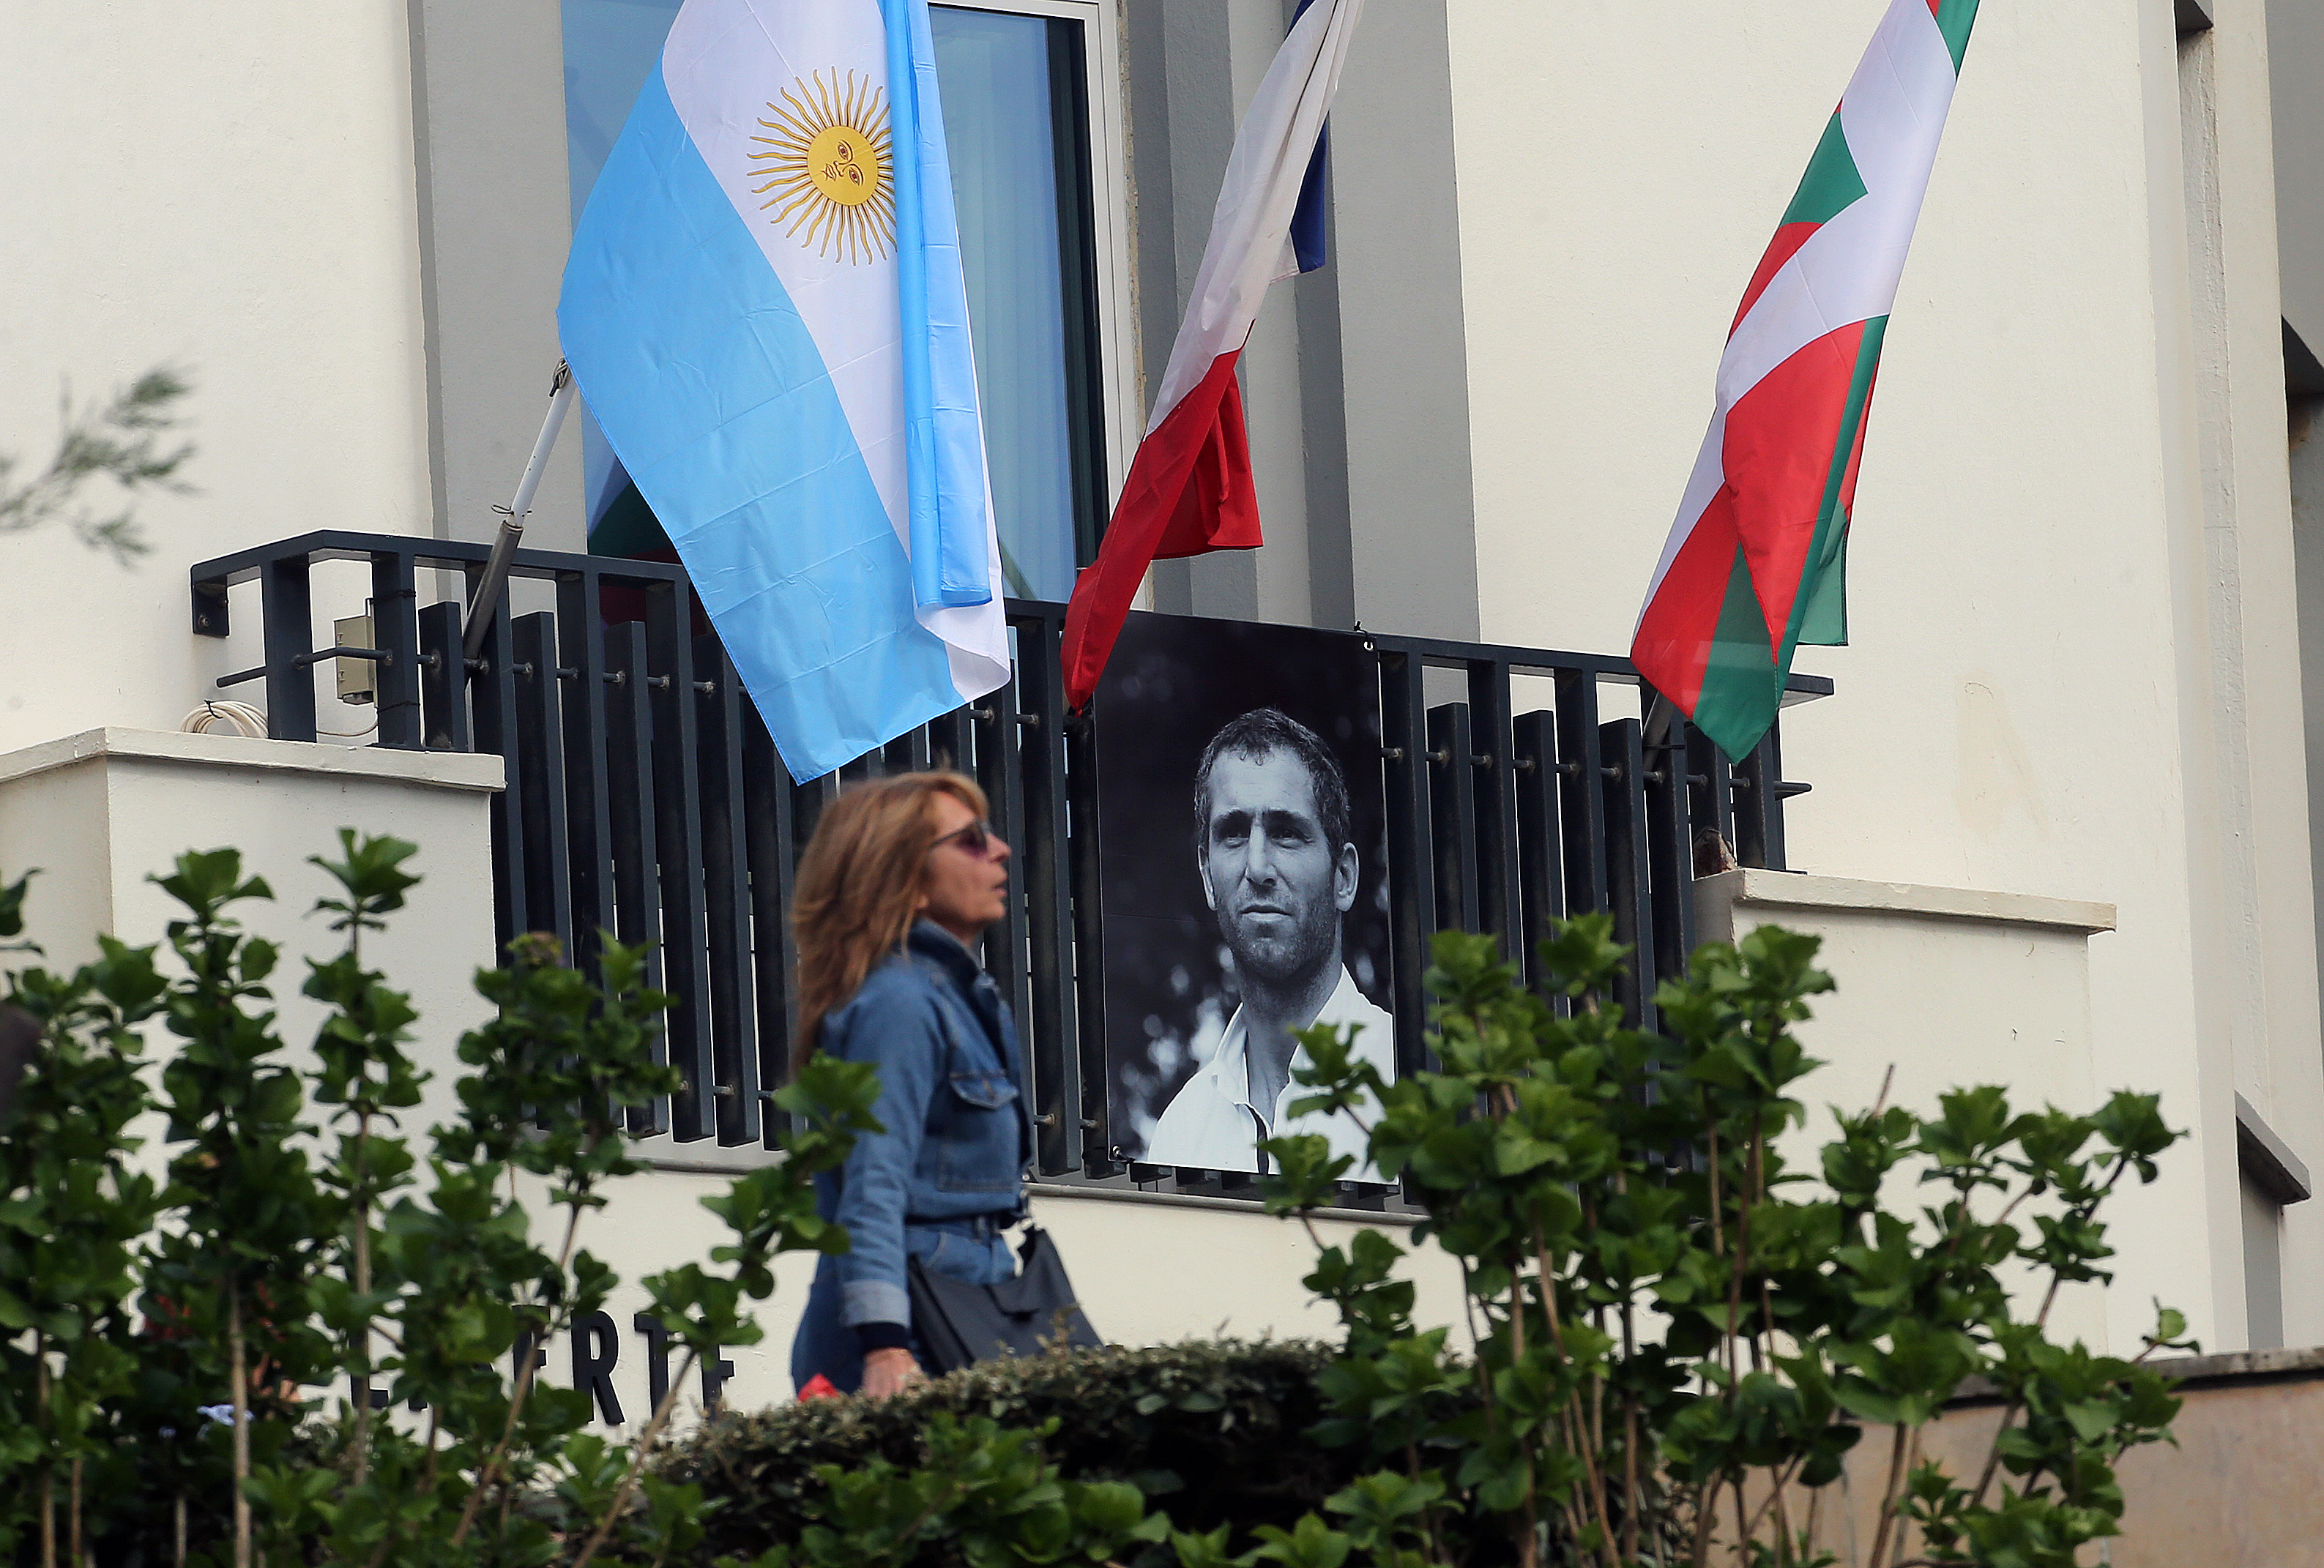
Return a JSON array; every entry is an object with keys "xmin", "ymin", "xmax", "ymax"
[{"xmin": 815, "ymin": 920, "xmax": 1032, "ymax": 1329}]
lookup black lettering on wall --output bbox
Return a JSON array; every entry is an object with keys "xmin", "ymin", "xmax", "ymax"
[
  {"xmin": 701, "ymin": 1348, "xmax": 736, "ymax": 1414},
  {"xmin": 571, "ymin": 1310, "xmax": 625, "ymax": 1425},
  {"xmin": 511, "ymin": 1331, "xmax": 548, "ymax": 1386},
  {"xmin": 633, "ymin": 1313, "xmax": 673, "ymax": 1413}
]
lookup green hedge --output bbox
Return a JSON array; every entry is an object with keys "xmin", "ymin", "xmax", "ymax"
[{"xmin": 658, "ymin": 1340, "xmax": 1355, "ymax": 1559}]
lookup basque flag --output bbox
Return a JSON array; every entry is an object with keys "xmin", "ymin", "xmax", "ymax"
[
  {"xmin": 1059, "ymin": 0, "xmax": 1362, "ymax": 712},
  {"xmin": 1631, "ymin": 0, "xmax": 1980, "ymax": 760},
  {"xmin": 559, "ymin": 0, "xmax": 1010, "ymax": 781}
]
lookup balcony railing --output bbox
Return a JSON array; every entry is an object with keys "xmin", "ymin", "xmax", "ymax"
[{"xmin": 190, "ymin": 531, "xmax": 1826, "ymax": 1196}]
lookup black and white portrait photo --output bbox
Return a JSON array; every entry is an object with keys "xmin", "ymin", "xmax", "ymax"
[{"xmin": 1093, "ymin": 612, "xmax": 1396, "ymax": 1178}]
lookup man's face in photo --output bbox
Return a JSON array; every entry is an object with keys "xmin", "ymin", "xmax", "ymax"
[{"xmin": 1198, "ymin": 746, "xmax": 1360, "ymax": 989}]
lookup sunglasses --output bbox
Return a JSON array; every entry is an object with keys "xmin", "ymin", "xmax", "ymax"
[{"xmin": 930, "ymin": 818, "xmax": 1002, "ymax": 859}]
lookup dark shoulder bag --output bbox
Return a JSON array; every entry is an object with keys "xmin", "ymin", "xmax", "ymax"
[{"xmin": 906, "ymin": 1226, "xmax": 1103, "ymax": 1374}]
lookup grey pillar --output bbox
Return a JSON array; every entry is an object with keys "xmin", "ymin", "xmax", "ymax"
[{"xmin": 1326, "ymin": 0, "xmax": 1478, "ymax": 641}]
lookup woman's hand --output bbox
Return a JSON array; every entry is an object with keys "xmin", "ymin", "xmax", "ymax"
[{"xmin": 861, "ymin": 1345, "xmax": 923, "ymax": 1398}]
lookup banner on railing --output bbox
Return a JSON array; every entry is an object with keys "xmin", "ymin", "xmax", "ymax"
[
  {"xmin": 188, "ymin": 533, "xmax": 1818, "ymax": 1176},
  {"xmin": 1093, "ymin": 613, "xmax": 1397, "ymax": 1179}
]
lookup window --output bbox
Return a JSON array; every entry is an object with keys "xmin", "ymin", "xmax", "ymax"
[{"xmin": 560, "ymin": 0, "xmax": 1128, "ymax": 602}]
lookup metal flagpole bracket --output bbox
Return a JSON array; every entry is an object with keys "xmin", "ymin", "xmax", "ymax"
[{"xmin": 463, "ymin": 359, "xmax": 577, "ymax": 665}]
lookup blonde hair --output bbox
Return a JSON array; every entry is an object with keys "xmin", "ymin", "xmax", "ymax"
[{"xmin": 790, "ymin": 769, "xmax": 989, "ymax": 1067}]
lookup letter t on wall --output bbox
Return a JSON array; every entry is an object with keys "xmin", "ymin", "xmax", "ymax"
[
  {"xmin": 634, "ymin": 1312, "xmax": 672, "ymax": 1411},
  {"xmin": 701, "ymin": 1348, "xmax": 736, "ymax": 1412}
]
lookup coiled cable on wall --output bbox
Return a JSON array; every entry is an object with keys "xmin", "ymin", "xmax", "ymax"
[{"xmin": 181, "ymin": 701, "xmax": 268, "ymax": 739}]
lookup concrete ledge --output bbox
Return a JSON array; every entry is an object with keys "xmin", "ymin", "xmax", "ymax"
[
  {"xmin": 1697, "ymin": 867, "xmax": 2115, "ymax": 936},
  {"xmin": 1951, "ymin": 1345, "xmax": 2324, "ymax": 1406},
  {"xmin": 1028, "ymin": 1180, "xmax": 1423, "ymax": 1228},
  {"xmin": 2236, "ymin": 1092, "xmax": 2314, "ymax": 1206},
  {"xmin": 2145, "ymin": 1344, "xmax": 2324, "ymax": 1388},
  {"xmin": 633, "ymin": 1163, "xmax": 1427, "ymax": 1228},
  {"xmin": 0, "ymin": 727, "xmax": 504, "ymax": 794}
]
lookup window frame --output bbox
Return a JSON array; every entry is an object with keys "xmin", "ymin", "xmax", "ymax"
[{"xmin": 934, "ymin": 0, "xmax": 1139, "ymax": 572}]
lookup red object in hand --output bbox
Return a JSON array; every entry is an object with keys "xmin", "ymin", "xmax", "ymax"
[{"xmin": 797, "ymin": 1374, "xmax": 841, "ymax": 1402}]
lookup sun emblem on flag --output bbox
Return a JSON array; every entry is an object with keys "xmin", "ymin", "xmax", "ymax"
[{"xmin": 748, "ymin": 71, "xmax": 895, "ymax": 264}]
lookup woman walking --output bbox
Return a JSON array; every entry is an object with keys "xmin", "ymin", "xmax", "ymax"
[{"xmin": 787, "ymin": 771, "xmax": 1033, "ymax": 1397}]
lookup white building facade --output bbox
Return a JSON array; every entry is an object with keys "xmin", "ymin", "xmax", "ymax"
[{"xmin": 6, "ymin": 0, "xmax": 2324, "ymax": 1422}]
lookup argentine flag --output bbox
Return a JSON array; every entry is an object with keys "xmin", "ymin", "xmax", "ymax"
[{"xmin": 559, "ymin": 0, "xmax": 1010, "ymax": 782}]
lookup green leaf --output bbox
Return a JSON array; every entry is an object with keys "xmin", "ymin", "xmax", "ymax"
[{"xmin": 2063, "ymin": 1399, "xmax": 2120, "ymax": 1444}]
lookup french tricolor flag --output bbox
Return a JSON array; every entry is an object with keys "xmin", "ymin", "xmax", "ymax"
[{"xmin": 1059, "ymin": 0, "xmax": 1363, "ymax": 711}]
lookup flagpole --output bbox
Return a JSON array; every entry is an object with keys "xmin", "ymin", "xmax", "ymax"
[
  {"xmin": 463, "ymin": 360, "xmax": 577, "ymax": 663},
  {"xmin": 1640, "ymin": 690, "xmax": 1677, "ymax": 750}
]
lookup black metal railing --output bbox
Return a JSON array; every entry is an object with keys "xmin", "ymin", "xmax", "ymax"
[{"xmin": 190, "ymin": 531, "xmax": 1825, "ymax": 1195}]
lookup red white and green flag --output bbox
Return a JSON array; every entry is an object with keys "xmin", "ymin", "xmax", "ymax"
[{"xmin": 1631, "ymin": 0, "xmax": 1978, "ymax": 760}]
